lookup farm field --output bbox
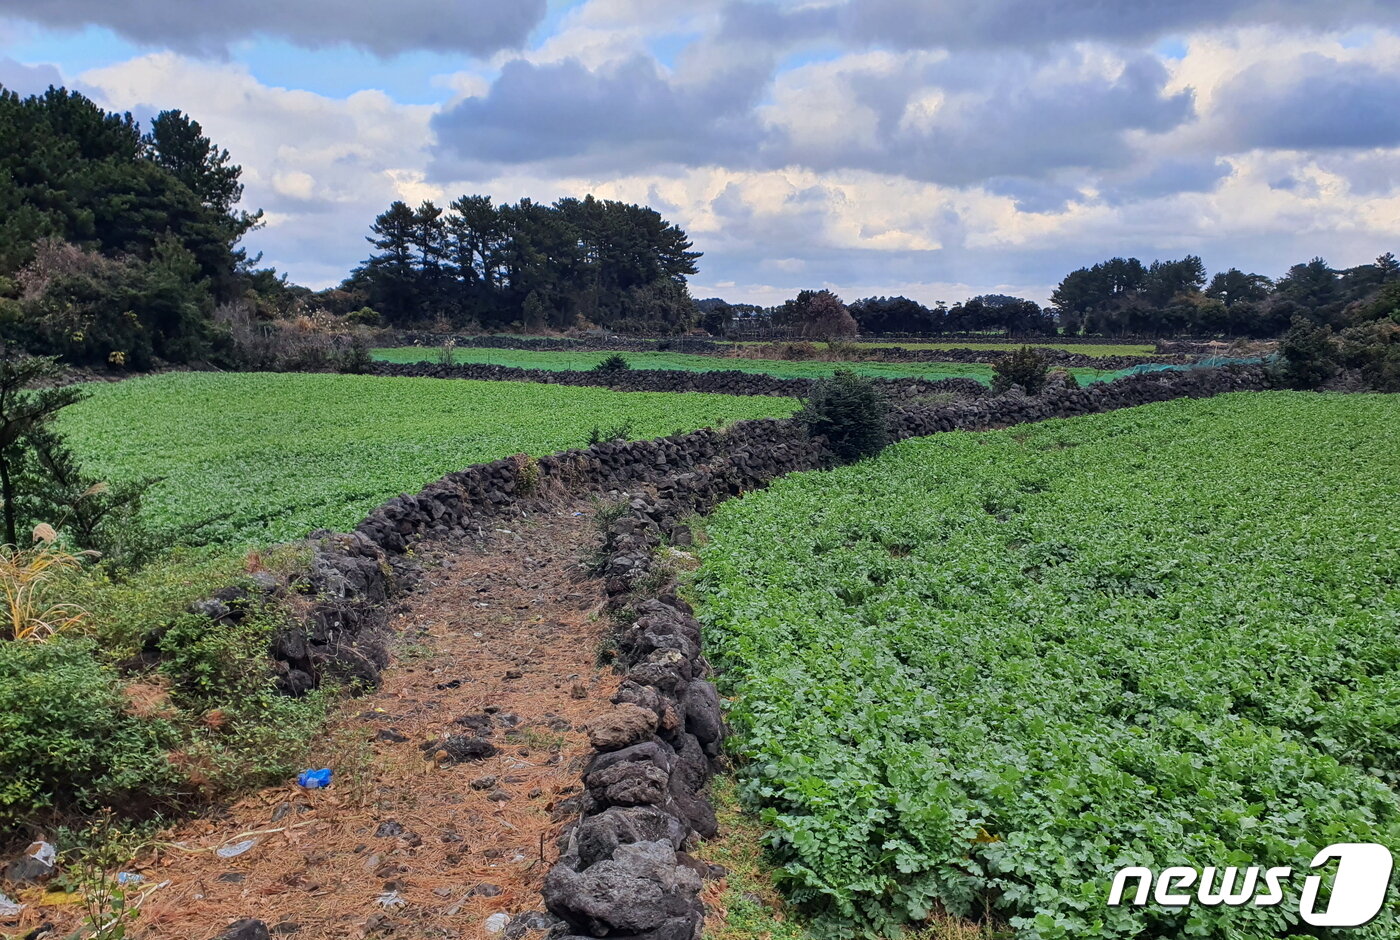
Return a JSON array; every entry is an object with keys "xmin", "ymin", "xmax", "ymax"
[
  {"xmin": 60, "ymin": 372, "xmax": 794, "ymax": 547},
  {"xmin": 696, "ymin": 392, "xmax": 1400, "ymax": 939},
  {"xmin": 373, "ymin": 346, "xmax": 1126, "ymax": 384},
  {"xmin": 728, "ymin": 340, "xmax": 1160, "ymax": 356}
]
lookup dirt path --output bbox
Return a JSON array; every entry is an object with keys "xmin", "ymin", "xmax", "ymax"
[{"xmin": 85, "ymin": 502, "xmax": 613, "ymax": 940}]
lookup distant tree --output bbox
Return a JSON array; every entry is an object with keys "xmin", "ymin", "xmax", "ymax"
[
  {"xmin": 1377, "ymin": 252, "xmax": 1399, "ymax": 282},
  {"xmin": 146, "ymin": 110, "xmax": 247, "ymax": 217},
  {"xmin": 1143, "ymin": 255, "xmax": 1206, "ymax": 307},
  {"xmin": 1205, "ymin": 268, "xmax": 1272, "ymax": 307},
  {"xmin": 849, "ymin": 296, "xmax": 937, "ymax": 333},
  {"xmin": 364, "ymin": 201, "xmax": 418, "ymax": 324},
  {"xmin": 411, "ymin": 200, "xmax": 448, "ymax": 319},
  {"xmin": 953, "ymin": 294, "xmax": 1055, "ymax": 335},
  {"xmin": 775, "ymin": 290, "xmax": 857, "ymax": 342},
  {"xmin": 0, "ymin": 86, "xmax": 266, "ymax": 365},
  {"xmin": 694, "ymin": 298, "xmax": 734, "ymax": 335}
]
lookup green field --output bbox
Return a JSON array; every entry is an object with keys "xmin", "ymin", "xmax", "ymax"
[
  {"xmin": 60, "ymin": 372, "xmax": 795, "ymax": 546},
  {"xmin": 729, "ymin": 340, "xmax": 1160, "ymax": 356},
  {"xmin": 373, "ymin": 346, "xmax": 1125, "ymax": 384},
  {"xmin": 696, "ymin": 393, "xmax": 1400, "ymax": 939}
]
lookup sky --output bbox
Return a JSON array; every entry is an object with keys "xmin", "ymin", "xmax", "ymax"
[{"xmin": 1, "ymin": 0, "xmax": 1398, "ymax": 306}]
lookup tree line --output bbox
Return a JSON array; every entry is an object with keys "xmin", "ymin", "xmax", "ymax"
[
  {"xmin": 0, "ymin": 82, "xmax": 1394, "ymax": 365},
  {"xmin": 0, "ymin": 84, "xmax": 270, "ymax": 368},
  {"xmin": 1051, "ymin": 253, "xmax": 1398, "ymax": 337},
  {"xmin": 333, "ymin": 195, "xmax": 700, "ymax": 333},
  {"xmin": 697, "ymin": 253, "xmax": 1398, "ymax": 340}
]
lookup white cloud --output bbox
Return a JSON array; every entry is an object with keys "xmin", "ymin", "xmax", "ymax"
[
  {"xmin": 21, "ymin": 11, "xmax": 1395, "ymax": 303},
  {"xmin": 77, "ymin": 53, "xmax": 435, "ymax": 287}
]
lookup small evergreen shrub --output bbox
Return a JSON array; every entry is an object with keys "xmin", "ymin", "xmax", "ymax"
[
  {"xmin": 799, "ymin": 370, "xmax": 889, "ymax": 464},
  {"xmin": 593, "ymin": 353, "xmax": 631, "ymax": 374},
  {"xmin": 991, "ymin": 345, "xmax": 1050, "ymax": 394}
]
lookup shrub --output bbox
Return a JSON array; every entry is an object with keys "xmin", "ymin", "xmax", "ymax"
[
  {"xmin": 1275, "ymin": 317, "xmax": 1340, "ymax": 389},
  {"xmin": 776, "ymin": 341, "xmax": 819, "ymax": 360},
  {"xmin": 510, "ymin": 453, "xmax": 541, "ymax": 496},
  {"xmin": 345, "ymin": 306, "xmax": 382, "ymax": 327},
  {"xmin": 335, "ymin": 333, "xmax": 373, "ymax": 375},
  {"xmin": 593, "ymin": 352, "xmax": 631, "ymax": 374},
  {"xmin": 991, "ymin": 345, "xmax": 1050, "ymax": 394},
  {"xmin": 0, "ymin": 638, "xmax": 173, "ymax": 830},
  {"xmin": 1337, "ymin": 319, "xmax": 1400, "ymax": 392},
  {"xmin": 10, "ymin": 238, "xmax": 215, "ymax": 369},
  {"xmin": 798, "ymin": 369, "xmax": 889, "ymax": 464},
  {"xmin": 587, "ymin": 422, "xmax": 635, "ymax": 446}
]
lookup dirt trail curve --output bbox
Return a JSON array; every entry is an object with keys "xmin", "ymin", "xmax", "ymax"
[{"xmin": 111, "ymin": 501, "xmax": 610, "ymax": 940}]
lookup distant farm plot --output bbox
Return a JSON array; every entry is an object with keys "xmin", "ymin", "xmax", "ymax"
[
  {"xmin": 697, "ymin": 392, "xmax": 1400, "ymax": 940},
  {"xmin": 731, "ymin": 339, "xmax": 1160, "ymax": 356},
  {"xmin": 373, "ymin": 346, "xmax": 1124, "ymax": 384},
  {"xmin": 61, "ymin": 372, "xmax": 795, "ymax": 547}
]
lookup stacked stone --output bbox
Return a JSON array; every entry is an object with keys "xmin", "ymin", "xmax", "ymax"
[{"xmin": 370, "ymin": 360, "xmax": 986, "ymax": 400}]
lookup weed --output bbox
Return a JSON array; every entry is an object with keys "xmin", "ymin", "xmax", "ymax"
[
  {"xmin": 63, "ymin": 809, "xmax": 149, "ymax": 940},
  {"xmin": 587, "ymin": 421, "xmax": 635, "ymax": 446},
  {"xmin": 512, "ymin": 454, "xmax": 542, "ymax": 496},
  {"xmin": 0, "ymin": 537, "xmax": 96, "ymax": 641}
]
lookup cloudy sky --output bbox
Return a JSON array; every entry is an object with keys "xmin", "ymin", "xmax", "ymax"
[{"xmin": 2, "ymin": 0, "xmax": 1398, "ymax": 305}]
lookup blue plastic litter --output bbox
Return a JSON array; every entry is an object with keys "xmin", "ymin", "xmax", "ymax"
[
  {"xmin": 116, "ymin": 872, "xmax": 143, "ymax": 885},
  {"xmin": 297, "ymin": 768, "xmax": 333, "ymax": 788}
]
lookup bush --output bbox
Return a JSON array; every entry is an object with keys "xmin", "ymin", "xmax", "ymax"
[
  {"xmin": 798, "ymin": 369, "xmax": 889, "ymax": 464},
  {"xmin": 1275, "ymin": 317, "xmax": 1340, "ymax": 389},
  {"xmin": 10, "ymin": 238, "xmax": 215, "ymax": 370},
  {"xmin": 345, "ymin": 306, "xmax": 381, "ymax": 327},
  {"xmin": 1337, "ymin": 319, "xmax": 1400, "ymax": 392},
  {"xmin": 335, "ymin": 333, "xmax": 373, "ymax": 374},
  {"xmin": 776, "ymin": 341, "xmax": 819, "ymax": 360},
  {"xmin": 587, "ymin": 422, "xmax": 635, "ymax": 446},
  {"xmin": 991, "ymin": 345, "xmax": 1049, "ymax": 394},
  {"xmin": 593, "ymin": 352, "xmax": 631, "ymax": 374},
  {"xmin": 0, "ymin": 638, "xmax": 174, "ymax": 830}
]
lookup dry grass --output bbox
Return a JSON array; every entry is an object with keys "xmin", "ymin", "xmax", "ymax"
[{"xmin": 0, "ymin": 533, "xmax": 96, "ymax": 641}]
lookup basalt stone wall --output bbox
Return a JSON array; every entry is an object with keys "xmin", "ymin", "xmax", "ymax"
[
  {"xmin": 189, "ymin": 365, "xmax": 1271, "ymax": 937},
  {"xmin": 534, "ymin": 363, "xmax": 1273, "ymax": 940},
  {"xmin": 834, "ymin": 345, "xmax": 1189, "ymax": 369},
  {"xmin": 238, "ymin": 363, "xmax": 1268, "ymax": 700},
  {"xmin": 369, "ymin": 360, "xmax": 988, "ymax": 401}
]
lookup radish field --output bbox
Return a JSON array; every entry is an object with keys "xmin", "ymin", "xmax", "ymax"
[
  {"xmin": 696, "ymin": 392, "xmax": 1400, "ymax": 939},
  {"xmin": 372, "ymin": 346, "xmax": 1127, "ymax": 384},
  {"xmin": 59, "ymin": 372, "xmax": 795, "ymax": 546}
]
